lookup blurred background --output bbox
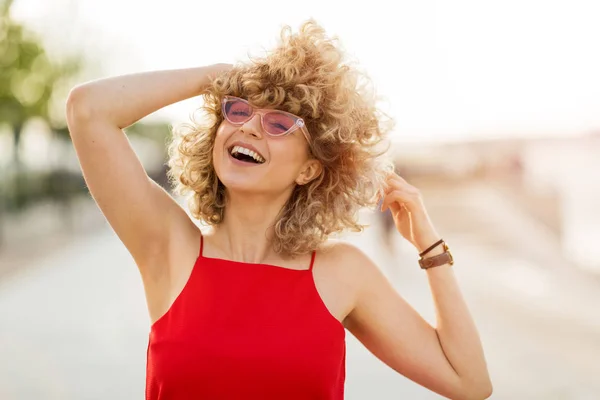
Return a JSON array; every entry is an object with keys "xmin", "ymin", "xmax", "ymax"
[{"xmin": 1, "ymin": 0, "xmax": 599, "ymax": 399}]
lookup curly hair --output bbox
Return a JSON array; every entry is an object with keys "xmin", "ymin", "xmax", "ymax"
[{"xmin": 167, "ymin": 19, "xmax": 393, "ymax": 257}]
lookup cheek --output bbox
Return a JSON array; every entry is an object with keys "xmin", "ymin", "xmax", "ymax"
[
  {"xmin": 271, "ymin": 136, "xmax": 309, "ymax": 162},
  {"xmin": 214, "ymin": 123, "xmax": 228, "ymax": 142},
  {"xmin": 213, "ymin": 123, "xmax": 230, "ymax": 154},
  {"xmin": 212, "ymin": 124, "xmax": 232, "ymax": 176},
  {"xmin": 269, "ymin": 142, "xmax": 308, "ymax": 175}
]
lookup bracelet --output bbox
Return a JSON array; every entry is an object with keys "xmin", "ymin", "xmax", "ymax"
[
  {"xmin": 418, "ymin": 238, "xmax": 445, "ymax": 258},
  {"xmin": 418, "ymin": 243, "xmax": 454, "ymax": 269}
]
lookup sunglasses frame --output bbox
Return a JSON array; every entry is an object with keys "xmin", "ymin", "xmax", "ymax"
[{"xmin": 221, "ymin": 96, "xmax": 311, "ymax": 145}]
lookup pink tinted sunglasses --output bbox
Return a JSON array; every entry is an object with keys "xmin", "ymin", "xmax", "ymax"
[{"xmin": 221, "ymin": 96, "xmax": 311, "ymax": 144}]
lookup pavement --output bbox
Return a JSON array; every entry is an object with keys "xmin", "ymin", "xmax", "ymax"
[{"xmin": 1, "ymin": 191, "xmax": 599, "ymax": 399}]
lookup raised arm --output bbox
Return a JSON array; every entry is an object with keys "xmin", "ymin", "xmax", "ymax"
[
  {"xmin": 345, "ymin": 173, "xmax": 492, "ymax": 400},
  {"xmin": 65, "ymin": 64, "xmax": 231, "ymax": 300}
]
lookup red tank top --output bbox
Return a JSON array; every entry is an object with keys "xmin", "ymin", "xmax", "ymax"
[{"xmin": 146, "ymin": 236, "xmax": 346, "ymax": 399}]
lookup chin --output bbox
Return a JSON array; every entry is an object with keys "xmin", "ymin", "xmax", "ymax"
[
  {"xmin": 216, "ymin": 165, "xmax": 266, "ymax": 194},
  {"xmin": 214, "ymin": 150, "xmax": 262, "ymax": 191},
  {"xmin": 220, "ymin": 177, "xmax": 262, "ymax": 194}
]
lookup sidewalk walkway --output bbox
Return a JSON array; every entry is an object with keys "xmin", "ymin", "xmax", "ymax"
[{"xmin": 0, "ymin": 196, "xmax": 106, "ymax": 284}]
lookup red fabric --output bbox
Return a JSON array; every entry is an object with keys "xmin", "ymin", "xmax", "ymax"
[{"xmin": 146, "ymin": 236, "xmax": 346, "ymax": 399}]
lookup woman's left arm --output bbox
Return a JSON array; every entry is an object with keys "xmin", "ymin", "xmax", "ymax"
[{"xmin": 344, "ymin": 173, "xmax": 492, "ymax": 400}]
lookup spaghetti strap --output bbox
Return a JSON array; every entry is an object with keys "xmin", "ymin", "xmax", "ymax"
[
  {"xmin": 308, "ymin": 251, "xmax": 316, "ymax": 271},
  {"xmin": 199, "ymin": 234, "xmax": 204, "ymax": 257}
]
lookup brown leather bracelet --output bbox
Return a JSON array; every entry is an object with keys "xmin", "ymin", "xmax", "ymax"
[
  {"xmin": 418, "ymin": 238, "xmax": 445, "ymax": 258},
  {"xmin": 419, "ymin": 243, "xmax": 454, "ymax": 269}
]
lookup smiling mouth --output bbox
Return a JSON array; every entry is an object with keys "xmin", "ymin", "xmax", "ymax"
[{"xmin": 228, "ymin": 145, "xmax": 266, "ymax": 164}]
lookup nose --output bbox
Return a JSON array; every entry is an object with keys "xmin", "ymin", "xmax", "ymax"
[{"xmin": 240, "ymin": 114, "xmax": 263, "ymax": 138}]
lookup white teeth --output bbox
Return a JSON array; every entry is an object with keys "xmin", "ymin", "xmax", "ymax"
[{"xmin": 230, "ymin": 145, "xmax": 265, "ymax": 163}]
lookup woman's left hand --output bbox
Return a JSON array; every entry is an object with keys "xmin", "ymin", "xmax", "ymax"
[{"xmin": 380, "ymin": 173, "xmax": 441, "ymax": 253}]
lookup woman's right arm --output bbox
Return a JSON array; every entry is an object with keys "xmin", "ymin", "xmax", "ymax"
[{"xmin": 65, "ymin": 64, "xmax": 230, "ymax": 277}]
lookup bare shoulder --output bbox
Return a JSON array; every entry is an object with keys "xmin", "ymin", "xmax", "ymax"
[
  {"xmin": 317, "ymin": 239, "xmax": 379, "ymax": 278},
  {"xmin": 314, "ymin": 239, "xmax": 381, "ymax": 324},
  {"xmin": 323, "ymin": 240, "xmax": 398, "ymax": 299},
  {"xmin": 145, "ymin": 213, "xmax": 203, "ymax": 325},
  {"xmin": 165, "ymin": 217, "xmax": 203, "ymax": 274}
]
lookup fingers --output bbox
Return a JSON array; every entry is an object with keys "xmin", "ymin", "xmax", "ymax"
[
  {"xmin": 384, "ymin": 172, "xmax": 412, "ymax": 191},
  {"xmin": 383, "ymin": 175, "xmax": 420, "ymax": 198},
  {"xmin": 381, "ymin": 174, "xmax": 422, "ymax": 212},
  {"xmin": 388, "ymin": 173, "xmax": 408, "ymax": 185},
  {"xmin": 381, "ymin": 189, "xmax": 409, "ymax": 212}
]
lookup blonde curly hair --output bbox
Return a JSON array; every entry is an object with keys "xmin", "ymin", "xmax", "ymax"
[{"xmin": 167, "ymin": 19, "xmax": 393, "ymax": 257}]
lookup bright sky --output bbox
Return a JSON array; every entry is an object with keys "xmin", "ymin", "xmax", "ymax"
[{"xmin": 13, "ymin": 0, "xmax": 600, "ymax": 143}]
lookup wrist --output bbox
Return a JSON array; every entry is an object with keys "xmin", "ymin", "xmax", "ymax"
[
  {"xmin": 421, "ymin": 242, "xmax": 445, "ymax": 258},
  {"xmin": 197, "ymin": 64, "xmax": 233, "ymax": 94},
  {"xmin": 415, "ymin": 232, "xmax": 442, "ymax": 255},
  {"xmin": 209, "ymin": 63, "xmax": 233, "ymax": 74},
  {"xmin": 418, "ymin": 240, "xmax": 454, "ymax": 269}
]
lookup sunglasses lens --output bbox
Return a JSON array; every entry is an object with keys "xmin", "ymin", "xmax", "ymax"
[
  {"xmin": 223, "ymin": 97, "xmax": 300, "ymax": 136},
  {"xmin": 263, "ymin": 112, "xmax": 297, "ymax": 136},
  {"xmin": 224, "ymin": 98, "xmax": 252, "ymax": 123}
]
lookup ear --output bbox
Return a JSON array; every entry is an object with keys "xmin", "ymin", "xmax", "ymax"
[{"xmin": 296, "ymin": 159, "xmax": 323, "ymax": 186}]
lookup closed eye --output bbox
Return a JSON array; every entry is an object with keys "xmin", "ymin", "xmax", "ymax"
[{"xmin": 268, "ymin": 122, "xmax": 289, "ymax": 132}]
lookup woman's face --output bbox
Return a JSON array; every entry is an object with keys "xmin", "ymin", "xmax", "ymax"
[{"xmin": 212, "ymin": 103, "xmax": 321, "ymax": 197}]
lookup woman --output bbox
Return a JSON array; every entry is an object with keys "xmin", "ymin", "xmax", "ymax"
[{"xmin": 66, "ymin": 20, "xmax": 492, "ymax": 400}]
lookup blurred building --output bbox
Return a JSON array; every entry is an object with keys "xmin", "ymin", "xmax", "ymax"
[{"xmin": 392, "ymin": 133, "xmax": 600, "ymax": 273}]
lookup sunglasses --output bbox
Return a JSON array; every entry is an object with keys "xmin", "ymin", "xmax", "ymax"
[{"xmin": 221, "ymin": 96, "xmax": 311, "ymax": 144}]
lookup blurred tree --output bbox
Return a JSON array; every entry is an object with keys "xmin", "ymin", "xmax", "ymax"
[
  {"xmin": 126, "ymin": 120, "xmax": 173, "ymax": 145},
  {"xmin": 0, "ymin": 1, "xmax": 173, "ymax": 247},
  {"xmin": 0, "ymin": 0, "xmax": 81, "ymax": 167},
  {"xmin": 0, "ymin": 0, "xmax": 83, "ymax": 248}
]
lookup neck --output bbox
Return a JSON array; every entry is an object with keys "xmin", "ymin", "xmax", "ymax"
[{"xmin": 212, "ymin": 189, "xmax": 293, "ymax": 263}]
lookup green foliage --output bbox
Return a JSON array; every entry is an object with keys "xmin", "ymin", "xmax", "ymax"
[
  {"xmin": 125, "ymin": 120, "xmax": 173, "ymax": 145},
  {"xmin": 0, "ymin": 2, "xmax": 172, "ymax": 216},
  {"xmin": 0, "ymin": 1, "xmax": 82, "ymax": 156}
]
